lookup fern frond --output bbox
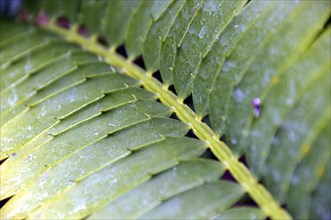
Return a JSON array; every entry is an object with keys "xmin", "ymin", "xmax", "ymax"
[{"xmin": 0, "ymin": 0, "xmax": 330, "ymax": 219}]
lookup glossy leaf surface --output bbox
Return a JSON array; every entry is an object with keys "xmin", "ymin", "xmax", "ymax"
[{"xmin": 0, "ymin": 0, "xmax": 330, "ymax": 219}]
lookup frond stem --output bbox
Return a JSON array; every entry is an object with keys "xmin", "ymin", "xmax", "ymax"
[{"xmin": 41, "ymin": 21, "xmax": 292, "ymax": 220}]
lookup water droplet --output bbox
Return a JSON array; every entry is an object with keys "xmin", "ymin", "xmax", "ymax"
[
  {"xmin": 8, "ymin": 88, "xmax": 18, "ymax": 107},
  {"xmin": 1, "ymin": 63, "xmax": 8, "ymax": 69},
  {"xmin": 291, "ymin": 175, "xmax": 299, "ymax": 185},
  {"xmin": 41, "ymin": 106, "xmax": 47, "ymax": 117},
  {"xmin": 271, "ymin": 137, "xmax": 280, "ymax": 146},
  {"xmin": 57, "ymin": 103, "xmax": 62, "ymax": 111},
  {"xmin": 198, "ymin": 25, "xmax": 209, "ymax": 39},
  {"xmin": 92, "ymin": 131, "xmax": 100, "ymax": 136},
  {"xmin": 188, "ymin": 26, "xmax": 196, "ymax": 35},
  {"xmin": 273, "ymin": 170, "xmax": 281, "ymax": 182},
  {"xmin": 233, "ymin": 88, "xmax": 245, "ymax": 103},
  {"xmin": 107, "ymin": 122, "xmax": 115, "ymax": 127},
  {"xmin": 249, "ymin": 213, "xmax": 256, "ymax": 220},
  {"xmin": 242, "ymin": 129, "xmax": 248, "ymax": 137},
  {"xmin": 24, "ymin": 61, "xmax": 32, "ymax": 73},
  {"xmin": 27, "ymin": 125, "xmax": 32, "ymax": 131},
  {"xmin": 109, "ymin": 66, "xmax": 116, "ymax": 72},
  {"xmin": 2, "ymin": 137, "xmax": 12, "ymax": 143},
  {"xmin": 222, "ymin": 59, "xmax": 235, "ymax": 73},
  {"xmin": 203, "ymin": 1, "xmax": 218, "ymax": 13}
]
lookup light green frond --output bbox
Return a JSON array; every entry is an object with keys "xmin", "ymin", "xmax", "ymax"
[{"xmin": 0, "ymin": 0, "xmax": 330, "ymax": 219}]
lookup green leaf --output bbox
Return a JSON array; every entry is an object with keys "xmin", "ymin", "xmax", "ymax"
[
  {"xmin": 159, "ymin": 0, "xmax": 203, "ymax": 86},
  {"xmin": 103, "ymin": 0, "xmax": 141, "ymax": 48},
  {"xmin": 125, "ymin": 0, "xmax": 172, "ymax": 59},
  {"xmin": 1, "ymin": 0, "xmax": 330, "ymax": 219},
  {"xmin": 0, "ymin": 29, "xmax": 50, "ymax": 67},
  {"xmin": 193, "ymin": 0, "xmax": 273, "ymax": 117},
  {"xmin": 262, "ymin": 51, "xmax": 330, "ymax": 203},
  {"xmin": 89, "ymin": 159, "xmax": 225, "ymax": 219},
  {"xmin": 287, "ymin": 120, "xmax": 330, "ymax": 219},
  {"xmin": 171, "ymin": 0, "xmax": 246, "ymax": 99},
  {"xmin": 143, "ymin": 0, "xmax": 184, "ymax": 73},
  {"xmin": 213, "ymin": 207, "xmax": 266, "ymax": 220},
  {"xmin": 140, "ymin": 182, "xmax": 244, "ymax": 219},
  {"xmin": 3, "ymin": 137, "xmax": 207, "ymax": 219},
  {"xmin": 0, "ymin": 20, "xmax": 30, "ymax": 46},
  {"xmin": 308, "ymin": 161, "xmax": 331, "ymax": 220},
  {"xmin": 246, "ymin": 27, "xmax": 331, "ymax": 177},
  {"xmin": 223, "ymin": 1, "xmax": 329, "ymax": 158},
  {"xmin": 209, "ymin": 0, "xmax": 300, "ymax": 133},
  {"xmin": 79, "ymin": 0, "xmax": 108, "ymax": 34},
  {"xmin": 1, "ymin": 72, "xmax": 139, "ymax": 159}
]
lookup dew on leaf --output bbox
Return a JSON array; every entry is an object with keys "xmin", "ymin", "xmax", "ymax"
[
  {"xmin": 92, "ymin": 130, "xmax": 100, "ymax": 136},
  {"xmin": 24, "ymin": 59, "xmax": 32, "ymax": 73},
  {"xmin": 249, "ymin": 213, "xmax": 256, "ymax": 220},
  {"xmin": 231, "ymin": 138, "xmax": 238, "ymax": 145},
  {"xmin": 7, "ymin": 90, "xmax": 18, "ymax": 107},
  {"xmin": 222, "ymin": 59, "xmax": 235, "ymax": 73},
  {"xmin": 198, "ymin": 25, "xmax": 209, "ymax": 39},
  {"xmin": 233, "ymin": 87, "xmax": 245, "ymax": 103},
  {"xmin": 28, "ymin": 154, "xmax": 33, "ymax": 161},
  {"xmin": 107, "ymin": 122, "xmax": 115, "ymax": 127}
]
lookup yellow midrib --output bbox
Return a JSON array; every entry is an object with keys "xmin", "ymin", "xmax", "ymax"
[{"xmin": 41, "ymin": 20, "xmax": 292, "ymax": 220}]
